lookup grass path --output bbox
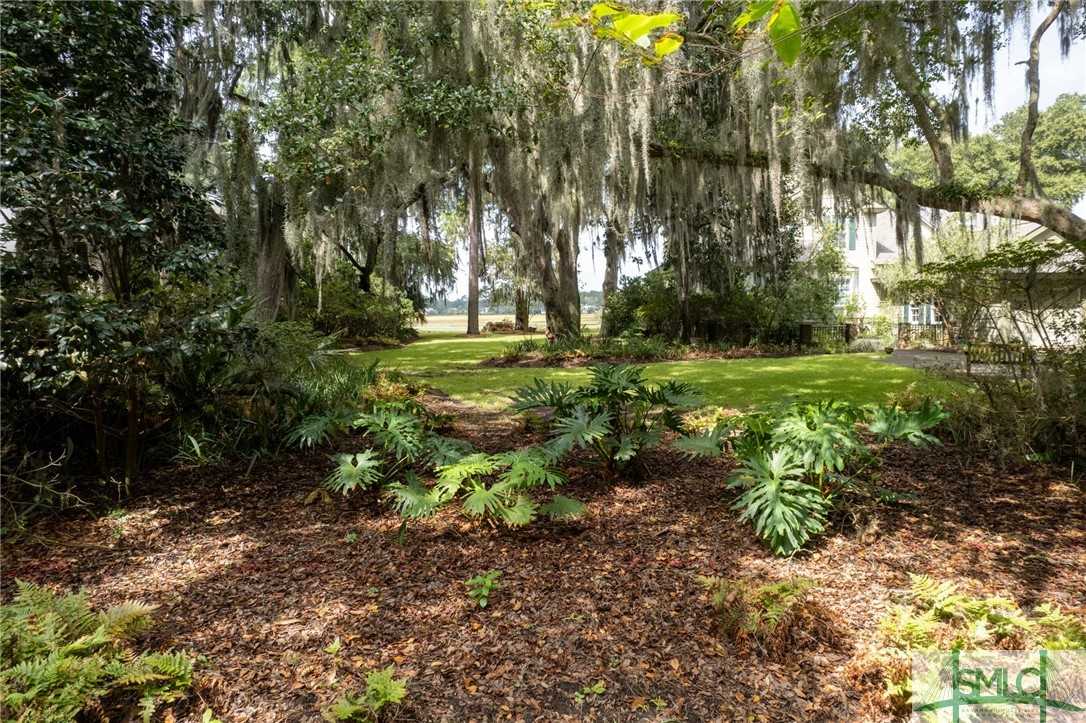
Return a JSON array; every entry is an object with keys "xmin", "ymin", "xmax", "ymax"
[{"xmin": 355, "ymin": 332, "xmax": 941, "ymax": 408}]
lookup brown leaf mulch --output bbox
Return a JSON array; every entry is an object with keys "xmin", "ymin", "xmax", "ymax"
[{"xmin": 3, "ymin": 399, "xmax": 1084, "ymax": 722}]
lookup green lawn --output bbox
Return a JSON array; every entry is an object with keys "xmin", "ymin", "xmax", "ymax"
[{"xmin": 355, "ymin": 332, "xmax": 943, "ymax": 409}]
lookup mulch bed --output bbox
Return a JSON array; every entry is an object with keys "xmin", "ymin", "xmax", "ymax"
[{"xmin": 3, "ymin": 398, "xmax": 1084, "ymax": 722}]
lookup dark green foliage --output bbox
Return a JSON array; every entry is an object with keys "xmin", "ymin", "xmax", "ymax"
[
  {"xmin": 0, "ymin": 581, "xmax": 193, "ymax": 723},
  {"xmin": 601, "ymin": 240, "xmax": 843, "ymax": 344},
  {"xmin": 727, "ymin": 449, "xmax": 828, "ymax": 556},
  {"xmin": 680, "ymin": 399, "xmax": 950, "ymax": 556},
  {"xmin": 514, "ymin": 364, "xmax": 699, "ymax": 473},
  {"xmin": 0, "ymin": 2, "xmax": 317, "ymax": 514},
  {"xmin": 771, "ymin": 401, "xmax": 868, "ymax": 477},
  {"xmin": 498, "ymin": 335, "xmax": 679, "ymax": 363},
  {"xmin": 315, "ymin": 402, "xmax": 466, "ymax": 499},
  {"xmin": 303, "ymin": 272, "xmax": 419, "ymax": 343},
  {"xmin": 866, "ymin": 401, "xmax": 948, "ymax": 447}
]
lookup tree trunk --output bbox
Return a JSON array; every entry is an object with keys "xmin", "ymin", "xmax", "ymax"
[
  {"xmin": 124, "ymin": 381, "xmax": 140, "ymax": 488},
  {"xmin": 514, "ymin": 287, "xmax": 529, "ymax": 331},
  {"xmin": 676, "ymin": 233, "xmax": 692, "ymax": 344},
  {"xmin": 90, "ymin": 378, "xmax": 108, "ymax": 477},
  {"xmin": 466, "ymin": 146, "xmax": 483, "ymax": 335},
  {"xmin": 599, "ymin": 222, "xmax": 624, "ymax": 337},
  {"xmin": 253, "ymin": 179, "xmax": 288, "ymax": 322},
  {"xmin": 554, "ymin": 225, "xmax": 581, "ymax": 338},
  {"xmin": 1017, "ymin": 0, "xmax": 1066, "ymax": 196}
]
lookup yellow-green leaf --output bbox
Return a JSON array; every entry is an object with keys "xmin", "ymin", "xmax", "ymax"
[
  {"xmin": 590, "ymin": 2, "xmax": 625, "ymax": 20},
  {"xmin": 766, "ymin": 0, "xmax": 801, "ymax": 65},
  {"xmin": 654, "ymin": 31, "xmax": 684, "ymax": 58},
  {"xmin": 611, "ymin": 11, "xmax": 682, "ymax": 44},
  {"xmin": 732, "ymin": 0, "xmax": 775, "ymax": 31}
]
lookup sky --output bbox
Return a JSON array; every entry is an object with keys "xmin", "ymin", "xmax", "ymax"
[{"xmin": 449, "ymin": 18, "xmax": 1086, "ymax": 297}]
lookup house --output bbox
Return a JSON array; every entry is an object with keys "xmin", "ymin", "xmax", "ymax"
[{"xmin": 799, "ymin": 200, "xmax": 1085, "ymax": 346}]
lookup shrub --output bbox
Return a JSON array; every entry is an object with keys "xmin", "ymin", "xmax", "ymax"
[
  {"xmin": 727, "ymin": 448, "xmax": 829, "ymax": 556},
  {"xmin": 311, "ymin": 404, "xmax": 469, "ymax": 503},
  {"xmin": 0, "ymin": 581, "xmax": 193, "ymax": 723},
  {"xmin": 322, "ymin": 665, "xmax": 407, "ymax": 722},
  {"xmin": 697, "ymin": 576, "xmax": 834, "ymax": 656},
  {"xmin": 305, "ymin": 273, "xmax": 418, "ymax": 343},
  {"xmin": 848, "ymin": 337, "xmax": 890, "ymax": 353},
  {"xmin": 866, "ymin": 400, "xmax": 947, "ymax": 446},
  {"xmin": 899, "ymin": 346, "xmax": 1085, "ymax": 464},
  {"xmin": 482, "ymin": 319, "xmax": 516, "ymax": 333},
  {"xmin": 870, "ymin": 315, "xmax": 894, "ymax": 338},
  {"xmin": 513, "ymin": 364, "xmax": 699, "ymax": 473},
  {"xmin": 680, "ymin": 399, "xmax": 951, "ymax": 556}
]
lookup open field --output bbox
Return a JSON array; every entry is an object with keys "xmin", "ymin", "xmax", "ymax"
[
  {"xmin": 356, "ymin": 333, "xmax": 940, "ymax": 408},
  {"xmin": 419, "ymin": 313, "xmax": 601, "ymax": 333}
]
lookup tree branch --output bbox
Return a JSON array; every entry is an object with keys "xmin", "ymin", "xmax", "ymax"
[
  {"xmin": 1017, "ymin": 0, "xmax": 1066, "ymax": 196},
  {"xmin": 648, "ymin": 143, "xmax": 1086, "ymax": 251},
  {"xmin": 888, "ymin": 55, "xmax": 955, "ymax": 183}
]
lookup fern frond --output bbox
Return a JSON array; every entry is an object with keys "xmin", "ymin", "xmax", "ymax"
[{"xmin": 99, "ymin": 601, "xmax": 156, "ymax": 640}]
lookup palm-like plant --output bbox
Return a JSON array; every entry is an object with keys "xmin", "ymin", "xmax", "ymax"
[
  {"xmin": 866, "ymin": 400, "xmax": 948, "ymax": 447},
  {"xmin": 323, "ymin": 451, "xmax": 384, "ymax": 495},
  {"xmin": 514, "ymin": 364, "xmax": 700, "ymax": 472},
  {"xmin": 386, "ymin": 447, "xmax": 583, "ymax": 528},
  {"xmin": 728, "ymin": 447, "xmax": 828, "ymax": 557}
]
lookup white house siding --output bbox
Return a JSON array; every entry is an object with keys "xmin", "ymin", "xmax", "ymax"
[{"xmin": 799, "ymin": 201, "xmax": 934, "ymax": 323}]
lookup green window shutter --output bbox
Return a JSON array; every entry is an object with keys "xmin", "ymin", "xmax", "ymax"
[{"xmin": 848, "ymin": 219, "xmax": 857, "ymax": 251}]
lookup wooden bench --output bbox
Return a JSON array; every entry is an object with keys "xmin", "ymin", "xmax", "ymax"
[{"xmin": 964, "ymin": 341, "xmax": 1034, "ymax": 373}]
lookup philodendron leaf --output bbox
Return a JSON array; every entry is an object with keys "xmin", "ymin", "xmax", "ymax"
[{"xmin": 540, "ymin": 495, "xmax": 585, "ymax": 520}]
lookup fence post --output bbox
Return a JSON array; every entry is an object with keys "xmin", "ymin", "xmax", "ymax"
[{"xmin": 799, "ymin": 322, "xmax": 813, "ymax": 347}]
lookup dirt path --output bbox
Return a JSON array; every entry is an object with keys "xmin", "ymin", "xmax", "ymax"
[{"xmin": 3, "ymin": 399, "xmax": 1084, "ymax": 722}]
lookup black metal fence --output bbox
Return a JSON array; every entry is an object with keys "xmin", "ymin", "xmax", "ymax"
[{"xmin": 896, "ymin": 323, "xmax": 956, "ymax": 348}]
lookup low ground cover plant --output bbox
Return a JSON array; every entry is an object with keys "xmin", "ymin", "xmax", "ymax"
[
  {"xmin": 388, "ymin": 447, "xmax": 583, "ymax": 528},
  {"xmin": 513, "ymin": 363, "xmax": 699, "ymax": 474},
  {"xmin": 322, "ymin": 665, "xmax": 408, "ymax": 721},
  {"xmin": 465, "ymin": 570, "xmax": 502, "ymax": 608},
  {"xmin": 0, "ymin": 581, "xmax": 194, "ymax": 723},
  {"xmin": 853, "ymin": 574, "xmax": 1086, "ymax": 715},
  {"xmin": 678, "ymin": 399, "xmax": 949, "ymax": 556}
]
